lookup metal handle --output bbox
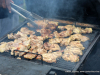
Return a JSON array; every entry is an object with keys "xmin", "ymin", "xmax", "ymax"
[
  {"xmin": 11, "ymin": 3, "xmax": 32, "ymax": 15},
  {"xmin": 11, "ymin": 7, "xmax": 27, "ymax": 19},
  {"xmin": 11, "ymin": 3, "xmax": 44, "ymax": 20},
  {"xmin": 11, "ymin": 7, "xmax": 38, "ymax": 26}
]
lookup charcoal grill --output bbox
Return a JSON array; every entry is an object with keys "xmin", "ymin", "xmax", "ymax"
[{"xmin": 0, "ymin": 3, "xmax": 100, "ymax": 75}]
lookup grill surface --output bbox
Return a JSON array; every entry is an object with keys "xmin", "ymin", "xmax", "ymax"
[{"xmin": 0, "ymin": 20, "xmax": 99, "ymax": 71}]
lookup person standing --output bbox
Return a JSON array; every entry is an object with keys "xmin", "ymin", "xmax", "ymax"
[{"xmin": 0, "ymin": 0, "xmax": 19, "ymax": 38}]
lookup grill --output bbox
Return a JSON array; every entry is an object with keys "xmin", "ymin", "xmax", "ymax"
[
  {"xmin": 0, "ymin": 3, "xmax": 100, "ymax": 75},
  {"xmin": 0, "ymin": 19, "xmax": 99, "ymax": 72}
]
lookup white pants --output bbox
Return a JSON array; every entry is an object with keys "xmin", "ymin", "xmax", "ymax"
[{"xmin": 0, "ymin": 14, "xmax": 19, "ymax": 38}]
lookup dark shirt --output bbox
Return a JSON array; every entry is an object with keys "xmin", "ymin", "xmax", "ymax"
[
  {"xmin": 0, "ymin": 0, "xmax": 22, "ymax": 19},
  {"xmin": 0, "ymin": 7, "xmax": 9, "ymax": 19}
]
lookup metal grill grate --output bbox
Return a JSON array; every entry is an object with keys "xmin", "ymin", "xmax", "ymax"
[{"xmin": 0, "ymin": 20, "xmax": 99, "ymax": 71}]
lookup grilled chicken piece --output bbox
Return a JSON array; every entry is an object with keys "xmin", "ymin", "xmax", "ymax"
[
  {"xmin": 44, "ymin": 42, "xmax": 60, "ymax": 51},
  {"xmin": 30, "ymin": 35, "xmax": 44, "ymax": 41},
  {"xmin": 53, "ymin": 31, "xmax": 60, "ymax": 38},
  {"xmin": 34, "ymin": 20, "xmax": 58, "ymax": 28},
  {"xmin": 14, "ymin": 51, "xmax": 19, "ymax": 56},
  {"xmin": 37, "ymin": 48, "xmax": 47, "ymax": 54},
  {"xmin": 64, "ymin": 25, "xmax": 75, "ymax": 30},
  {"xmin": 7, "ymin": 33, "xmax": 22, "ymax": 39},
  {"xmin": 47, "ymin": 21, "xmax": 58, "ymax": 26},
  {"xmin": 8, "ymin": 31, "xmax": 28, "ymax": 39},
  {"xmin": 7, "ymin": 33, "xmax": 15, "ymax": 39},
  {"xmin": 41, "ymin": 34, "xmax": 53, "ymax": 39},
  {"xmin": 49, "ymin": 44, "xmax": 60, "ymax": 51},
  {"xmin": 14, "ymin": 51, "xmax": 26, "ymax": 56},
  {"xmin": 73, "ymin": 27, "xmax": 92, "ymax": 34},
  {"xmin": 69, "ymin": 41, "xmax": 85, "ymax": 50},
  {"xmin": 65, "ymin": 46, "xmax": 83, "ymax": 55},
  {"xmin": 81, "ymin": 29, "xmax": 87, "ymax": 34},
  {"xmin": 48, "ymin": 50, "xmax": 53, "ymax": 53},
  {"xmin": 59, "ymin": 30, "xmax": 73, "ymax": 37},
  {"xmin": 34, "ymin": 20, "xmax": 48, "ymax": 27},
  {"xmin": 20, "ymin": 27, "xmax": 35, "ymax": 35},
  {"xmin": 60, "ymin": 38, "xmax": 71, "ymax": 46},
  {"xmin": 49, "ymin": 38, "xmax": 63, "ymax": 44},
  {"xmin": 0, "ymin": 42, "xmax": 8, "ymax": 53},
  {"xmin": 70, "ymin": 34, "xmax": 89, "ymax": 42},
  {"xmin": 24, "ymin": 53, "xmax": 36, "ymax": 59},
  {"xmin": 73, "ymin": 27, "xmax": 82, "ymax": 34},
  {"xmin": 58, "ymin": 26, "xmax": 65, "ymax": 30},
  {"xmin": 42, "ymin": 52, "xmax": 62, "ymax": 63},
  {"xmin": 17, "ymin": 57, "xmax": 21, "ymax": 60},
  {"xmin": 19, "ymin": 52, "xmax": 26, "ymax": 56},
  {"xmin": 46, "ymin": 24, "xmax": 56, "ymax": 30},
  {"xmin": 36, "ymin": 29, "xmax": 51, "ymax": 34},
  {"xmin": 30, "ymin": 39, "xmax": 43, "ymax": 49},
  {"xmin": 32, "ymin": 49, "xmax": 37, "ymax": 53},
  {"xmin": 27, "ymin": 23, "xmax": 34, "ymax": 28},
  {"xmin": 80, "ymin": 36, "xmax": 89, "ymax": 42},
  {"xmin": 0, "ymin": 42, "xmax": 14, "ymax": 52},
  {"xmin": 58, "ymin": 25, "xmax": 75, "ymax": 30},
  {"xmin": 85, "ymin": 28, "xmax": 92, "ymax": 33},
  {"xmin": 70, "ymin": 34, "xmax": 82, "ymax": 41},
  {"xmin": 62, "ymin": 52, "xmax": 79, "ymax": 62},
  {"xmin": 44, "ymin": 42, "xmax": 49, "ymax": 50},
  {"xmin": 54, "ymin": 30, "xmax": 73, "ymax": 38}
]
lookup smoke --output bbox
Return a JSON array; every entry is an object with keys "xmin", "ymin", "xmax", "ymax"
[{"xmin": 25, "ymin": 0, "xmax": 80, "ymax": 18}]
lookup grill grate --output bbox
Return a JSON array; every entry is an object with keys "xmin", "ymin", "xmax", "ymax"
[{"xmin": 0, "ymin": 20, "xmax": 99, "ymax": 71}]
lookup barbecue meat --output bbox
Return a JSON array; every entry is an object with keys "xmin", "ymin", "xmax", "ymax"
[
  {"xmin": 73, "ymin": 27, "xmax": 82, "ymax": 34},
  {"xmin": 47, "ymin": 21, "xmax": 58, "ymax": 26},
  {"xmin": 42, "ymin": 52, "xmax": 62, "ymax": 63},
  {"xmin": 14, "ymin": 51, "xmax": 26, "ymax": 56},
  {"xmin": 59, "ymin": 30, "xmax": 73, "ymax": 37},
  {"xmin": 36, "ymin": 29, "xmax": 51, "ymax": 34},
  {"xmin": 53, "ymin": 31, "xmax": 60, "ymax": 38},
  {"xmin": 54, "ymin": 30, "xmax": 73, "ymax": 38},
  {"xmin": 0, "ymin": 42, "xmax": 8, "ymax": 53},
  {"xmin": 62, "ymin": 52, "xmax": 79, "ymax": 62},
  {"xmin": 34, "ymin": 20, "xmax": 48, "ymax": 27},
  {"xmin": 34, "ymin": 20, "xmax": 58, "ymax": 28},
  {"xmin": 70, "ymin": 34, "xmax": 89, "ymax": 42},
  {"xmin": 73, "ymin": 27, "xmax": 93, "ymax": 34},
  {"xmin": 30, "ymin": 35, "xmax": 45, "ymax": 41},
  {"xmin": 85, "ymin": 28, "xmax": 92, "ymax": 33},
  {"xmin": 19, "ymin": 52, "xmax": 26, "ymax": 56},
  {"xmin": 80, "ymin": 36, "xmax": 89, "ymax": 42},
  {"xmin": 49, "ymin": 38, "xmax": 63, "ymax": 44},
  {"xmin": 70, "ymin": 34, "xmax": 82, "ymax": 41},
  {"xmin": 60, "ymin": 38, "xmax": 71, "ymax": 46},
  {"xmin": 44, "ymin": 42, "xmax": 60, "ymax": 51},
  {"xmin": 24, "ymin": 53, "xmax": 36, "ymax": 59},
  {"xmin": 16, "ymin": 31, "xmax": 28, "ymax": 37},
  {"xmin": 20, "ymin": 27, "xmax": 35, "ymax": 35},
  {"xmin": 69, "ymin": 41, "xmax": 85, "ymax": 50},
  {"xmin": 27, "ymin": 23, "xmax": 34, "ymax": 28},
  {"xmin": 65, "ymin": 46, "xmax": 83, "ymax": 55},
  {"xmin": 37, "ymin": 48, "xmax": 47, "ymax": 54},
  {"xmin": 7, "ymin": 33, "xmax": 15, "ymax": 39},
  {"xmin": 64, "ymin": 25, "xmax": 75, "ymax": 30},
  {"xmin": 49, "ymin": 44, "xmax": 60, "ymax": 51},
  {"xmin": 58, "ymin": 26, "xmax": 65, "ymax": 30}
]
